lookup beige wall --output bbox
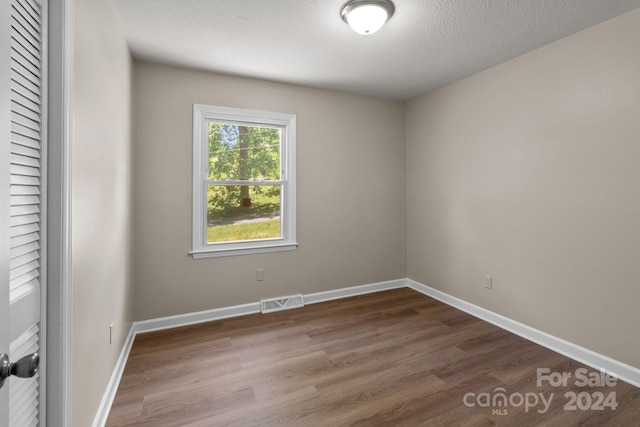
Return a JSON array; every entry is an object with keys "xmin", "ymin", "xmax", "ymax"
[
  {"xmin": 132, "ymin": 62, "xmax": 407, "ymax": 320},
  {"xmin": 406, "ymin": 9, "xmax": 640, "ymax": 368},
  {"xmin": 72, "ymin": 0, "xmax": 134, "ymax": 425}
]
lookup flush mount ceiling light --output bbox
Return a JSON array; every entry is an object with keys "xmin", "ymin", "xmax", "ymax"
[{"xmin": 341, "ymin": 0, "xmax": 395, "ymax": 35}]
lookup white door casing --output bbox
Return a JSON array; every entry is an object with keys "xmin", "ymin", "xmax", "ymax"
[
  {"xmin": 2, "ymin": 0, "xmax": 47, "ymax": 424},
  {"xmin": 44, "ymin": 0, "xmax": 72, "ymax": 422}
]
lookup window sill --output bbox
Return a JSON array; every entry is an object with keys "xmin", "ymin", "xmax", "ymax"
[{"xmin": 190, "ymin": 242, "xmax": 298, "ymax": 259}]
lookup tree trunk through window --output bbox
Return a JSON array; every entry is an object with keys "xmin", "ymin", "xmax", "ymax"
[{"xmin": 238, "ymin": 126, "xmax": 251, "ymax": 208}]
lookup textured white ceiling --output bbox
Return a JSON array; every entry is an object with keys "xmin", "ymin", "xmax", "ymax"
[{"xmin": 111, "ymin": 0, "xmax": 640, "ymax": 100}]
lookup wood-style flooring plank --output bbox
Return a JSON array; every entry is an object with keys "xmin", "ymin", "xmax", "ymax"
[{"xmin": 106, "ymin": 288, "xmax": 640, "ymax": 426}]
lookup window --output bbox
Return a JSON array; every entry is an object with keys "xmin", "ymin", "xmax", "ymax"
[{"xmin": 192, "ymin": 104, "xmax": 297, "ymax": 258}]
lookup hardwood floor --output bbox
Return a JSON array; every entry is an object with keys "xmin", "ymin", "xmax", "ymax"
[{"xmin": 106, "ymin": 288, "xmax": 640, "ymax": 426}]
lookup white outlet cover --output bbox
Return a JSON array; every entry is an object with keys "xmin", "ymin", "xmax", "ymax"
[{"xmin": 484, "ymin": 275, "xmax": 492, "ymax": 289}]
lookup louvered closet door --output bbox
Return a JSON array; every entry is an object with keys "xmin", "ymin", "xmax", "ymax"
[{"xmin": 1, "ymin": 0, "xmax": 46, "ymax": 424}]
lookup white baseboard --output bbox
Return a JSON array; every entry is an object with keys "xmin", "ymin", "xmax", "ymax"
[
  {"xmin": 93, "ymin": 277, "xmax": 640, "ymax": 426},
  {"xmin": 91, "ymin": 323, "xmax": 137, "ymax": 427},
  {"xmin": 407, "ymin": 279, "xmax": 640, "ymax": 388},
  {"xmin": 304, "ymin": 279, "xmax": 407, "ymax": 305},
  {"xmin": 134, "ymin": 302, "xmax": 261, "ymax": 334},
  {"xmin": 135, "ymin": 278, "xmax": 406, "ymax": 334}
]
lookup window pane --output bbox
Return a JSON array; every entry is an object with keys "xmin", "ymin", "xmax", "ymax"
[
  {"xmin": 208, "ymin": 122, "xmax": 281, "ymax": 181},
  {"xmin": 207, "ymin": 185, "xmax": 281, "ymax": 243}
]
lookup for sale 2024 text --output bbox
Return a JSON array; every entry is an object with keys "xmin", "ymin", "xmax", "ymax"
[{"xmin": 463, "ymin": 367, "xmax": 619, "ymax": 415}]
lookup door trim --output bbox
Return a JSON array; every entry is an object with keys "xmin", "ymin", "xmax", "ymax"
[{"xmin": 46, "ymin": 0, "xmax": 73, "ymax": 424}]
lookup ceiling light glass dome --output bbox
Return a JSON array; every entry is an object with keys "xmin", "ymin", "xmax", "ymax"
[{"xmin": 341, "ymin": 0, "xmax": 395, "ymax": 35}]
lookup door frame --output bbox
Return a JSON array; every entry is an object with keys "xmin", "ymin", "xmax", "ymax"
[{"xmin": 45, "ymin": 0, "xmax": 72, "ymax": 425}]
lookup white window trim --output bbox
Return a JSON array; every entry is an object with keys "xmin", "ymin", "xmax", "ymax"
[{"xmin": 191, "ymin": 104, "xmax": 297, "ymax": 259}]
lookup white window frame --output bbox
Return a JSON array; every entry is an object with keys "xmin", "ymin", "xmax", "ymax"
[{"xmin": 191, "ymin": 104, "xmax": 297, "ymax": 258}]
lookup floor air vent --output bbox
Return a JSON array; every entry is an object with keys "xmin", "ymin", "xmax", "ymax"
[{"xmin": 260, "ymin": 294, "xmax": 304, "ymax": 314}]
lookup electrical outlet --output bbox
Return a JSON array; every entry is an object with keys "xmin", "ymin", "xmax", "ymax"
[
  {"xmin": 256, "ymin": 268, "xmax": 265, "ymax": 282},
  {"xmin": 484, "ymin": 275, "xmax": 492, "ymax": 290},
  {"xmin": 109, "ymin": 321, "xmax": 115, "ymax": 345}
]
